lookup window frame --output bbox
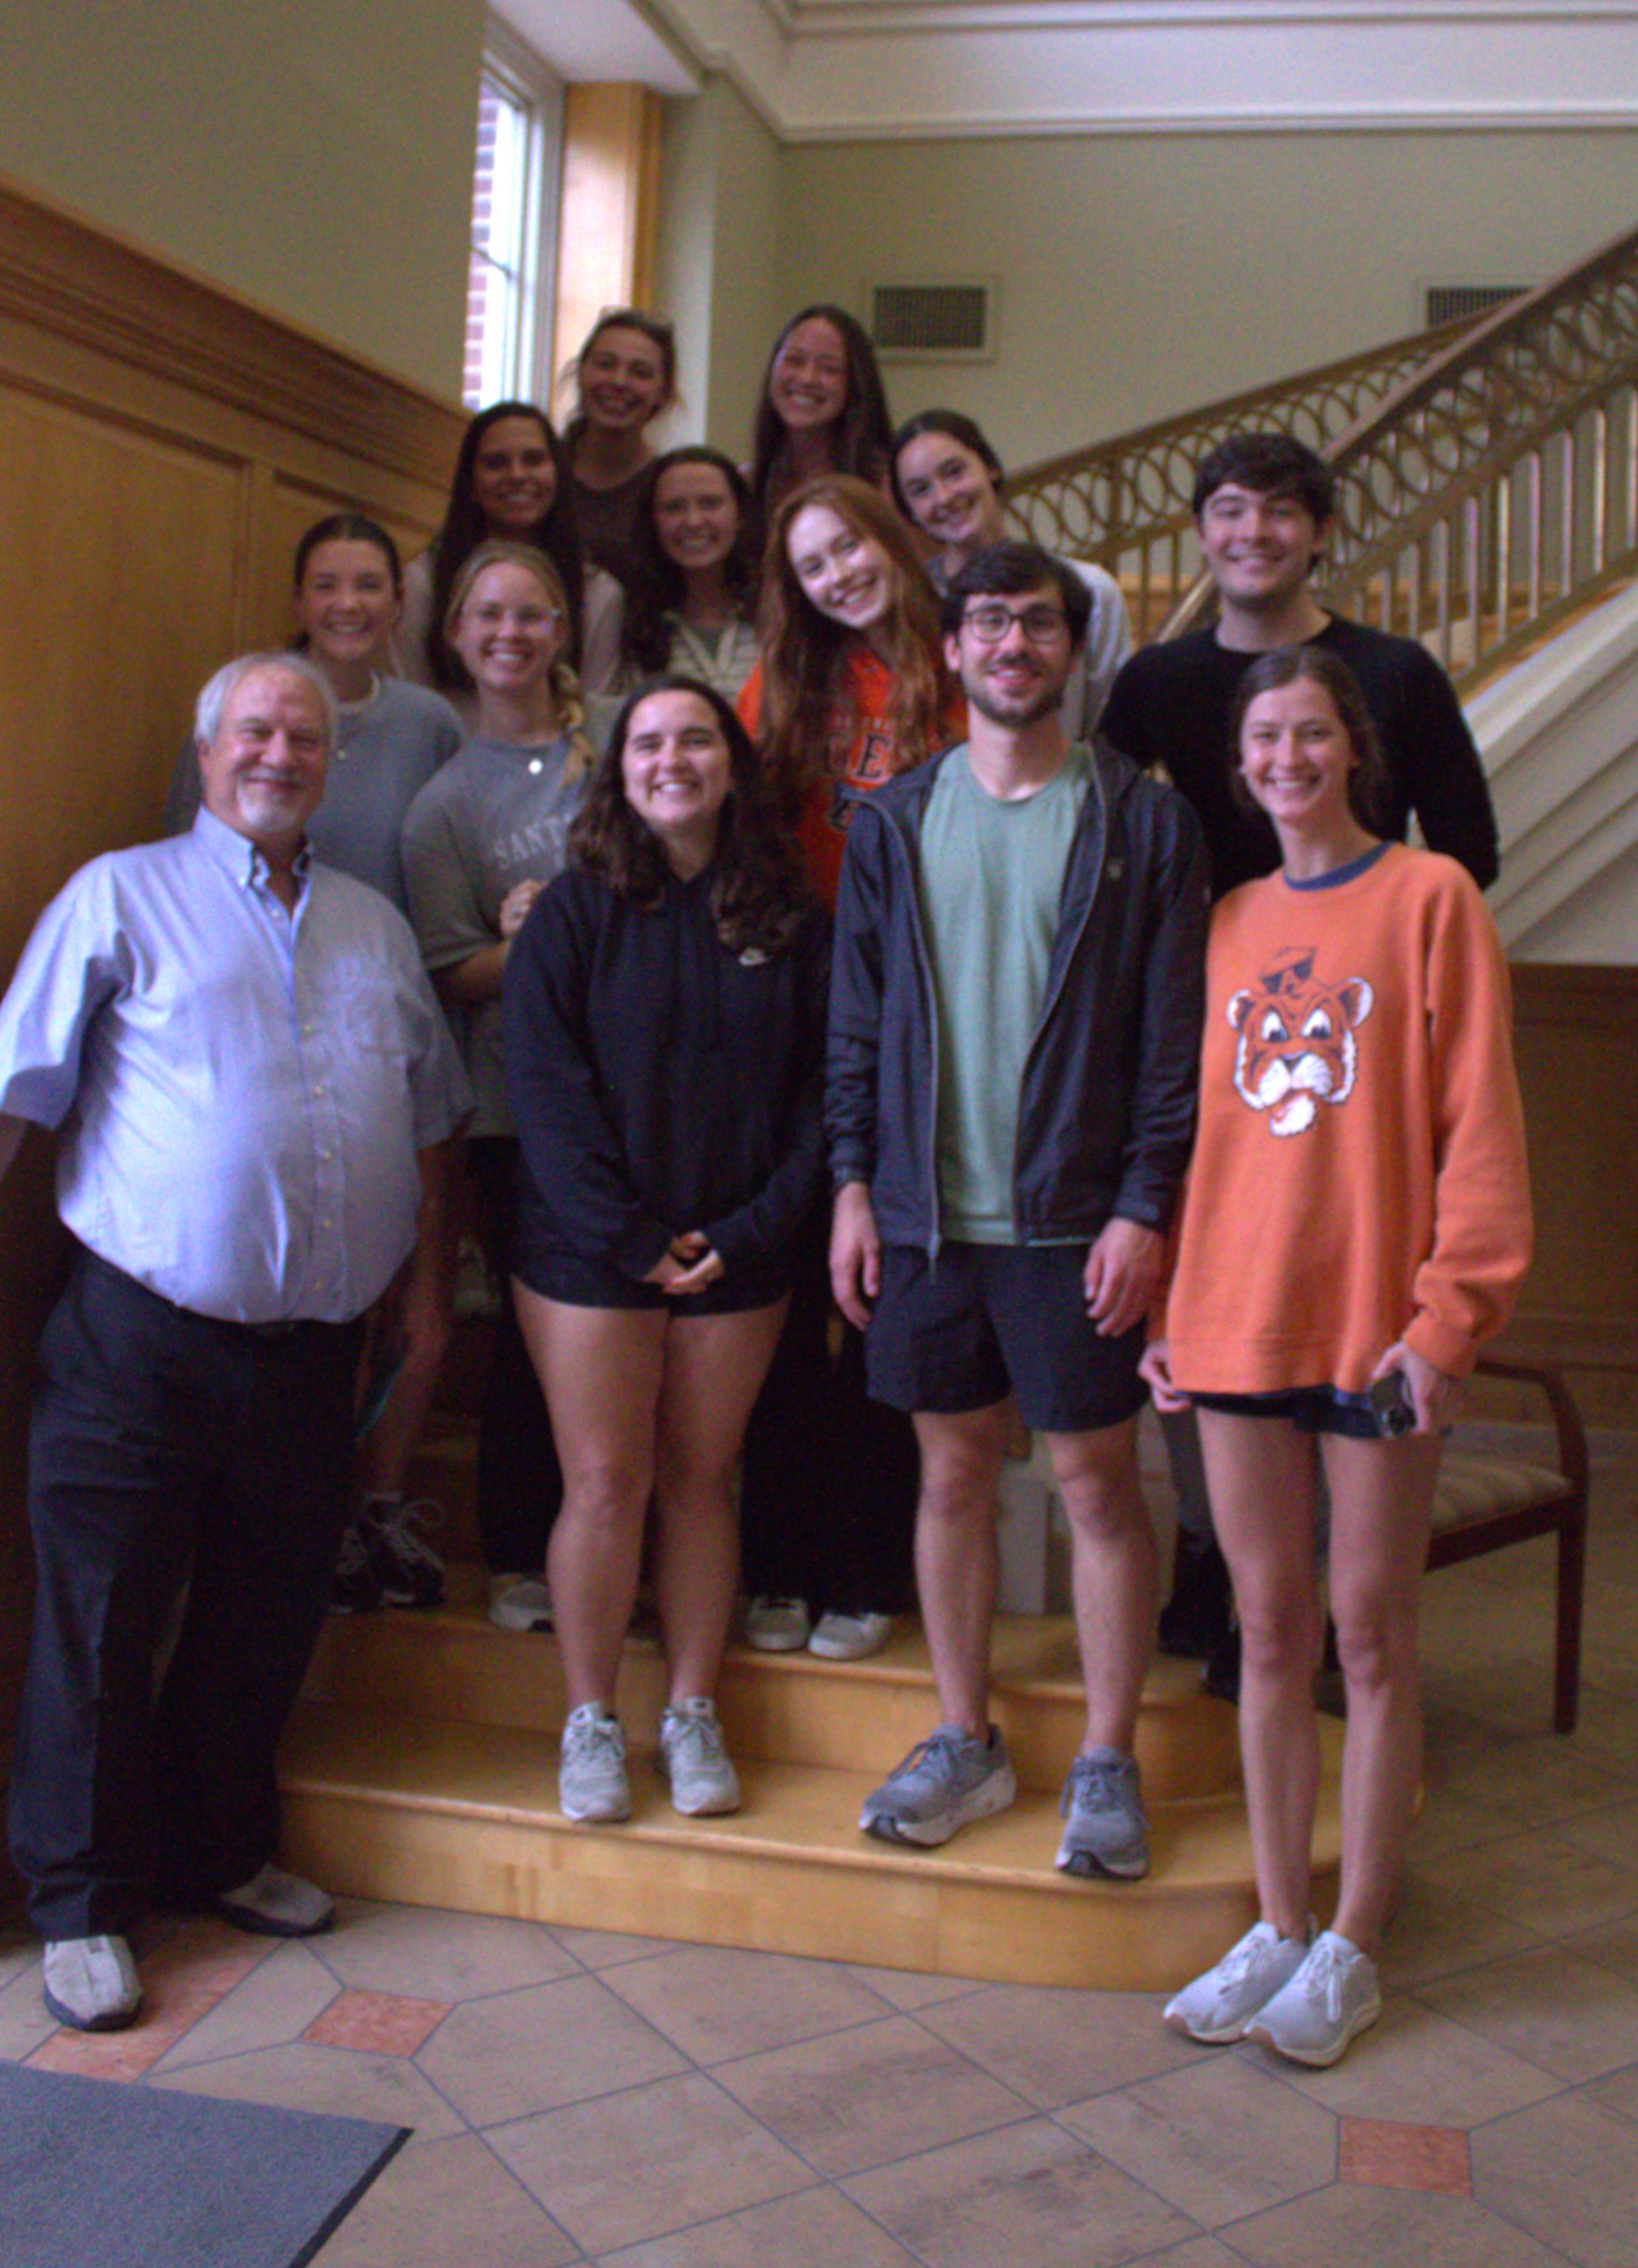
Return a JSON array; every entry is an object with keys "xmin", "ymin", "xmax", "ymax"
[{"xmin": 464, "ymin": 18, "xmax": 562, "ymax": 412}]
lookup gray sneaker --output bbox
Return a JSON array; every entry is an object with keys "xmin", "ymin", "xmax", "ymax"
[
  {"xmin": 657, "ymin": 1698, "xmax": 740, "ymax": 1816},
  {"xmin": 560, "ymin": 1704, "xmax": 631, "ymax": 1823},
  {"xmin": 860, "ymin": 1725, "xmax": 1016, "ymax": 1847},
  {"xmin": 1055, "ymin": 1747, "xmax": 1149, "ymax": 1879},
  {"xmin": 42, "ymin": 1934, "xmax": 141, "ymax": 2032}
]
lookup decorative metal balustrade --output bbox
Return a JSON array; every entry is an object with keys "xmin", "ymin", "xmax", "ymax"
[
  {"xmin": 1003, "ymin": 317, "xmax": 1477, "ymax": 640},
  {"xmin": 1151, "ymin": 220, "xmax": 1638, "ymax": 690},
  {"xmin": 1307, "ymin": 220, "xmax": 1638, "ymax": 690}
]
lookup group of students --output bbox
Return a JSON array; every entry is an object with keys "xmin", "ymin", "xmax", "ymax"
[{"xmin": 178, "ymin": 298, "xmax": 1531, "ymax": 2070}]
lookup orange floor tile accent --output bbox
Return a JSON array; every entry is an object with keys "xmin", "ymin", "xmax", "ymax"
[
  {"xmin": 25, "ymin": 1916, "xmax": 271, "ymax": 2079},
  {"xmin": 302, "ymin": 1986, "xmax": 450, "ymax": 2056},
  {"xmin": 1339, "ymin": 2116, "xmax": 1472, "ymax": 2195}
]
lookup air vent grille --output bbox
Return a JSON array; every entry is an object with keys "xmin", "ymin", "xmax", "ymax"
[
  {"xmin": 869, "ymin": 282, "xmax": 993, "ymax": 361},
  {"xmin": 1425, "ymin": 283, "xmax": 1527, "ymax": 328}
]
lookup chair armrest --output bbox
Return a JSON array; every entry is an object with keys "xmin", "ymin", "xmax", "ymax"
[{"xmin": 1472, "ymin": 1357, "xmax": 1590, "ymax": 1501}]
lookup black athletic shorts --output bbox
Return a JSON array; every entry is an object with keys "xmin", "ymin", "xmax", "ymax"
[
  {"xmin": 1190, "ymin": 1386, "xmax": 1385, "ymax": 1442},
  {"xmin": 865, "ymin": 1241, "xmax": 1148, "ymax": 1435}
]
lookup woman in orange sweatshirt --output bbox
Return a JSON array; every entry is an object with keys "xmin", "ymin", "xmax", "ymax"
[{"xmin": 1142, "ymin": 646, "xmax": 1531, "ymax": 2068}]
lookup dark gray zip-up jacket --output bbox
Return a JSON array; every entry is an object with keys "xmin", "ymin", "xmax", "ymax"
[{"xmin": 825, "ymin": 739, "xmax": 1209, "ymax": 1255}]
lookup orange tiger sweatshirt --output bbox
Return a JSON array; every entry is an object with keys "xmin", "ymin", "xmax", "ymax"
[{"xmin": 1160, "ymin": 843, "xmax": 1532, "ymax": 1393}]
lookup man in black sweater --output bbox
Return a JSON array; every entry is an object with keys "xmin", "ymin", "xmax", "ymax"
[
  {"xmin": 1100, "ymin": 430, "xmax": 1500, "ymax": 1669},
  {"xmin": 1101, "ymin": 431, "xmax": 1498, "ymax": 901}
]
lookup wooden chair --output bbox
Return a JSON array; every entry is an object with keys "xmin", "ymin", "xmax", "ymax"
[
  {"xmin": 1425, "ymin": 1356, "xmax": 1589, "ymax": 1734},
  {"xmin": 1163, "ymin": 1354, "xmax": 1592, "ymax": 1733}
]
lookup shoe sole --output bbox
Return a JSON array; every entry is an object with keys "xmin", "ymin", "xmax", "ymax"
[
  {"xmin": 212, "ymin": 1898, "xmax": 335, "ymax": 1940},
  {"xmin": 666, "ymin": 1788, "xmax": 740, "ymax": 1816},
  {"xmin": 1246, "ymin": 1997, "xmax": 1382, "ymax": 2067},
  {"xmin": 42, "ymin": 1984, "xmax": 142, "ymax": 2032},
  {"xmin": 1056, "ymin": 1845, "xmax": 1149, "ymax": 1881},
  {"xmin": 1163, "ymin": 2007, "xmax": 1251, "ymax": 2044},
  {"xmin": 560, "ymin": 1794, "xmax": 632, "ymax": 1824},
  {"xmin": 808, "ymin": 1632, "xmax": 892, "ymax": 1661},
  {"xmin": 743, "ymin": 1630, "xmax": 808, "ymax": 1652},
  {"xmin": 489, "ymin": 1609, "xmax": 554, "ymax": 1631},
  {"xmin": 860, "ymin": 1774, "xmax": 1017, "ymax": 1847}
]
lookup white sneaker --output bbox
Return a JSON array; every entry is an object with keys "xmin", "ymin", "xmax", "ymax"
[
  {"xmin": 809, "ymin": 1610, "xmax": 894, "ymax": 1661},
  {"xmin": 560, "ymin": 1704, "xmax": 631, "ymax": 1823},
  {"xmin": 215, "ymin": 1863, "xmax": 335, "ymax": 1938},
  {"xmin": 1164, "ymin": 1919, "xmax": 1314, "ymax": 2043},
  {"xmin": 1247, "ymin": 1929, "xmax": 1382, "ymax": 2066},
  {"xmin": 657, "ymin": 1698, "xmax": 741, "ymax": 1816},
  {"xmin": 488, "ymin": 1573, "xmax": 554, "ymax": 1631},
  {"xmin": 42, "ymin": 1934, "xmax": 141, "ymax": 2031},
  {"xmin": 860, "ymin": 1726, "xmax": 1017, "ymax": 1847},
  {"xmin": 744, "ymin": 1596, "xmax": 811, "ymax": 1652}
]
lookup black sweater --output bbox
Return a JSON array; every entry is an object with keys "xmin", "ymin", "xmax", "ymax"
[
  {"xmin": 505, "ymin": 863, "xmax": 830, "ymax": 1283},
  {"xmin": 1100, "ymin": 616, "xmax": 1500, "ymax": 901}
]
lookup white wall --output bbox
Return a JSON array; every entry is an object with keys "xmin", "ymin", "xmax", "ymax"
[
  {"xmin": 656, "ymin": 76, "xmax": 785, "ymax": 460},
  {"xmin": 775, "ymin": 127, "xmax": 1638, "ymax": 466},
  {"xmin": 0, "ymin": 0, "xmax": 484, "ymax": 399}
]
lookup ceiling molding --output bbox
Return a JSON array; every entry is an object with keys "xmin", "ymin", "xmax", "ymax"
[{"xmin": 635, "ymin": 0, "xmax": 1638, "ymax": 140}]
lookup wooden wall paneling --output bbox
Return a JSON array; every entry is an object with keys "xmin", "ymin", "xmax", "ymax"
[
  {"xmin": 550, "ymin": 85, "xmax": 665, "ymax": 413},
  {"xmin": 1498, "ymin": 962, "xmax": 1638, "ymax": 1423},
  {"xmin": 0, "ymin": 177, "xmax": 470, "ymax": 1769}
]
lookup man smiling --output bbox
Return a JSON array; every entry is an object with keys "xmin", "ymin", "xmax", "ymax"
[
  {"xmin": 827, "ymin": 542, "xmax": 1207, "ymax": 1873},
  {"xmin": 0, "ymin": 653, "xmax": 469, "ymax": 2031}
]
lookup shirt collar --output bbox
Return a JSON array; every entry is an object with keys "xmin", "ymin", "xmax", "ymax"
[{"xmin": 191, "ymin": 804, "xmax": 313, "ymax": 894}]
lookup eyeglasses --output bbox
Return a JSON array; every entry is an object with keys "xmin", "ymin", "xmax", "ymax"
[{"xmin": 961, "ymin": 602, "xmax": 1068, "ymax": 644}]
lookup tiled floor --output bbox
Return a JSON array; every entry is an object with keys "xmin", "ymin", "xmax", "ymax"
[{"xmin": 3, "ymin": 1428, "xmax": 1637, "ymax": 2266}]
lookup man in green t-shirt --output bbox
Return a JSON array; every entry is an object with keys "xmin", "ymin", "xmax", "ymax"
[{"xmin": 828, "ymin": 542, "xmax": 1207, "ymax": 1877}]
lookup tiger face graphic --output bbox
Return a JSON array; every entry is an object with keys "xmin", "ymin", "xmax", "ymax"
[{"xmin": 1228, "ymin": 945, "xmax": 1373, "ymax": 1137}]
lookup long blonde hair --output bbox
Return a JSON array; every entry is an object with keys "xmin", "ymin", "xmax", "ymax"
[{"xmin": 443, "ymin": 540, "xmax": 595, "ymax": 776}]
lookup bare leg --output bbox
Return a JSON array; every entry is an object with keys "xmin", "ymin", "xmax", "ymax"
[
  {"xmin": 652, "ymin": 1301, "xmax": 787, "ymax": 1705},
  {"xmin": 515, "ymin": 1286, "xmax": 666, "ymax": 1712},
  {"xmin": 1045, "ymin": 1417, "xmax": 1156, "ymax": 1755},
  {"xmin": 912, "ymin": 1405, "xmax": 1010, "ymax": 1738},
  {"xmin": 1323, "ymin": 1429, "xmax": 1440, "ymax": 1955},
  {"xmin": 1198, "ymin": 1410, "xmax": 1323, "ymax": 1940}
]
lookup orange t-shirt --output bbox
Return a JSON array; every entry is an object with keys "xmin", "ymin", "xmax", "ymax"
[{"xmin": 739, "ymin": 647, "xmax": 965, "ymax": 910}]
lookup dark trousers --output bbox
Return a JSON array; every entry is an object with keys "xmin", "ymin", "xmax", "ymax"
[
  {"xmin": 739, "ymin": 1225, "xmax": 919, "ymax": 1615},
  {"xmin": 8, "ymin": 1250, "xmax": 363, "ymax": 1940},
  {"xmin": 467, "ymin": 1137, "xmax": 563, "ymax": 1574}
]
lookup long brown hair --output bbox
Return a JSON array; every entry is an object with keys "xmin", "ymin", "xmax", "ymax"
[
  {"xmin": 757, "ymin": 475, "xmax": 956, "ymax": 804},
  {"xmin": 443, "ymin": 542, "xmax": 596, "ymax": 778},
  {"xmin": 570, "ymin": 676, "xmax": 813, "ymax": 956}
]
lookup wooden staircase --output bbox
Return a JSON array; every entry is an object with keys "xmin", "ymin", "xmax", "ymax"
[{"xmin": 283, "ymin": 1572, "xmax": 1343, "ymax": 1993}]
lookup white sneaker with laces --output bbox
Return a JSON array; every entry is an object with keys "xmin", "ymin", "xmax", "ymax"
[
  {"xmin": 1164, "ymin": 1919, "xmax": 1314, "ymax": 2043},
  {"xmin": 743, "ymin": 1596, "xmax": 811, "ymax": 1652},
  {"xmin": 658, "ymin": 1698, "xmax": 741, "ymax": 1815},
  {"xmin": 1246, "ymin": 1929, "xmax": 1381, "ymax": 2066},
  {"xmin": 559, "ymin": 1704, "xmax": 631, "ymax": 1823},
  {"xmin": 808, "ymin": 1610, "xmax": 893, "ymax": 1661}
]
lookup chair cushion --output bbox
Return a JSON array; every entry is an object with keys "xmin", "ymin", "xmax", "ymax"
[{"xmin": 1432, "ymin": 1453, "xmax": 1568, "ymax": 1531}]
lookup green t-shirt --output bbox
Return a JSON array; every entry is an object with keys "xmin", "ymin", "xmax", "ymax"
[{"xmin": 916, "ymin": 742, "xmax": 1091, "ymax": 1241}]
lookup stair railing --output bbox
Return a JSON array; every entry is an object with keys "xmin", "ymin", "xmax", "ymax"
[
  {"xmin": 1162, "ymin": 218, "xmax": 1638, "ymax": 690},
  {"xmin": 1002, "ymin": 316, "xmax": 1477, "ymax": 641}
]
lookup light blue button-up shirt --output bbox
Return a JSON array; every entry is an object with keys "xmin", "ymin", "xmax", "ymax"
[{"xmin": 0, "ymin": 810, "xmax": 472, "ymax": 1323}]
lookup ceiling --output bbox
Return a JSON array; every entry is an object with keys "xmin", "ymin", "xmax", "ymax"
[{"xmin": 495, "ymin": 0, "xmax": 1638, "ymax": 141}]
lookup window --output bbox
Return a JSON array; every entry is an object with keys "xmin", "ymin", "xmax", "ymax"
[{"xmin": 463, "ymin": 25, "xmax": 562, "ymax": 410}]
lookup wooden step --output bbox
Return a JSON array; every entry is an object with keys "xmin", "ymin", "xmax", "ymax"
[
  {"xmin": 305, "ymin": 1570, "xmax": 1241, "ymax": 1800},
  {"xmin": 287, "ymin": 1585, "xmax": 1344, "ymax": 1990},
  {"xmin": 278, "ymin": 1705, "xmax": 1341, "ymax": 1993}
]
